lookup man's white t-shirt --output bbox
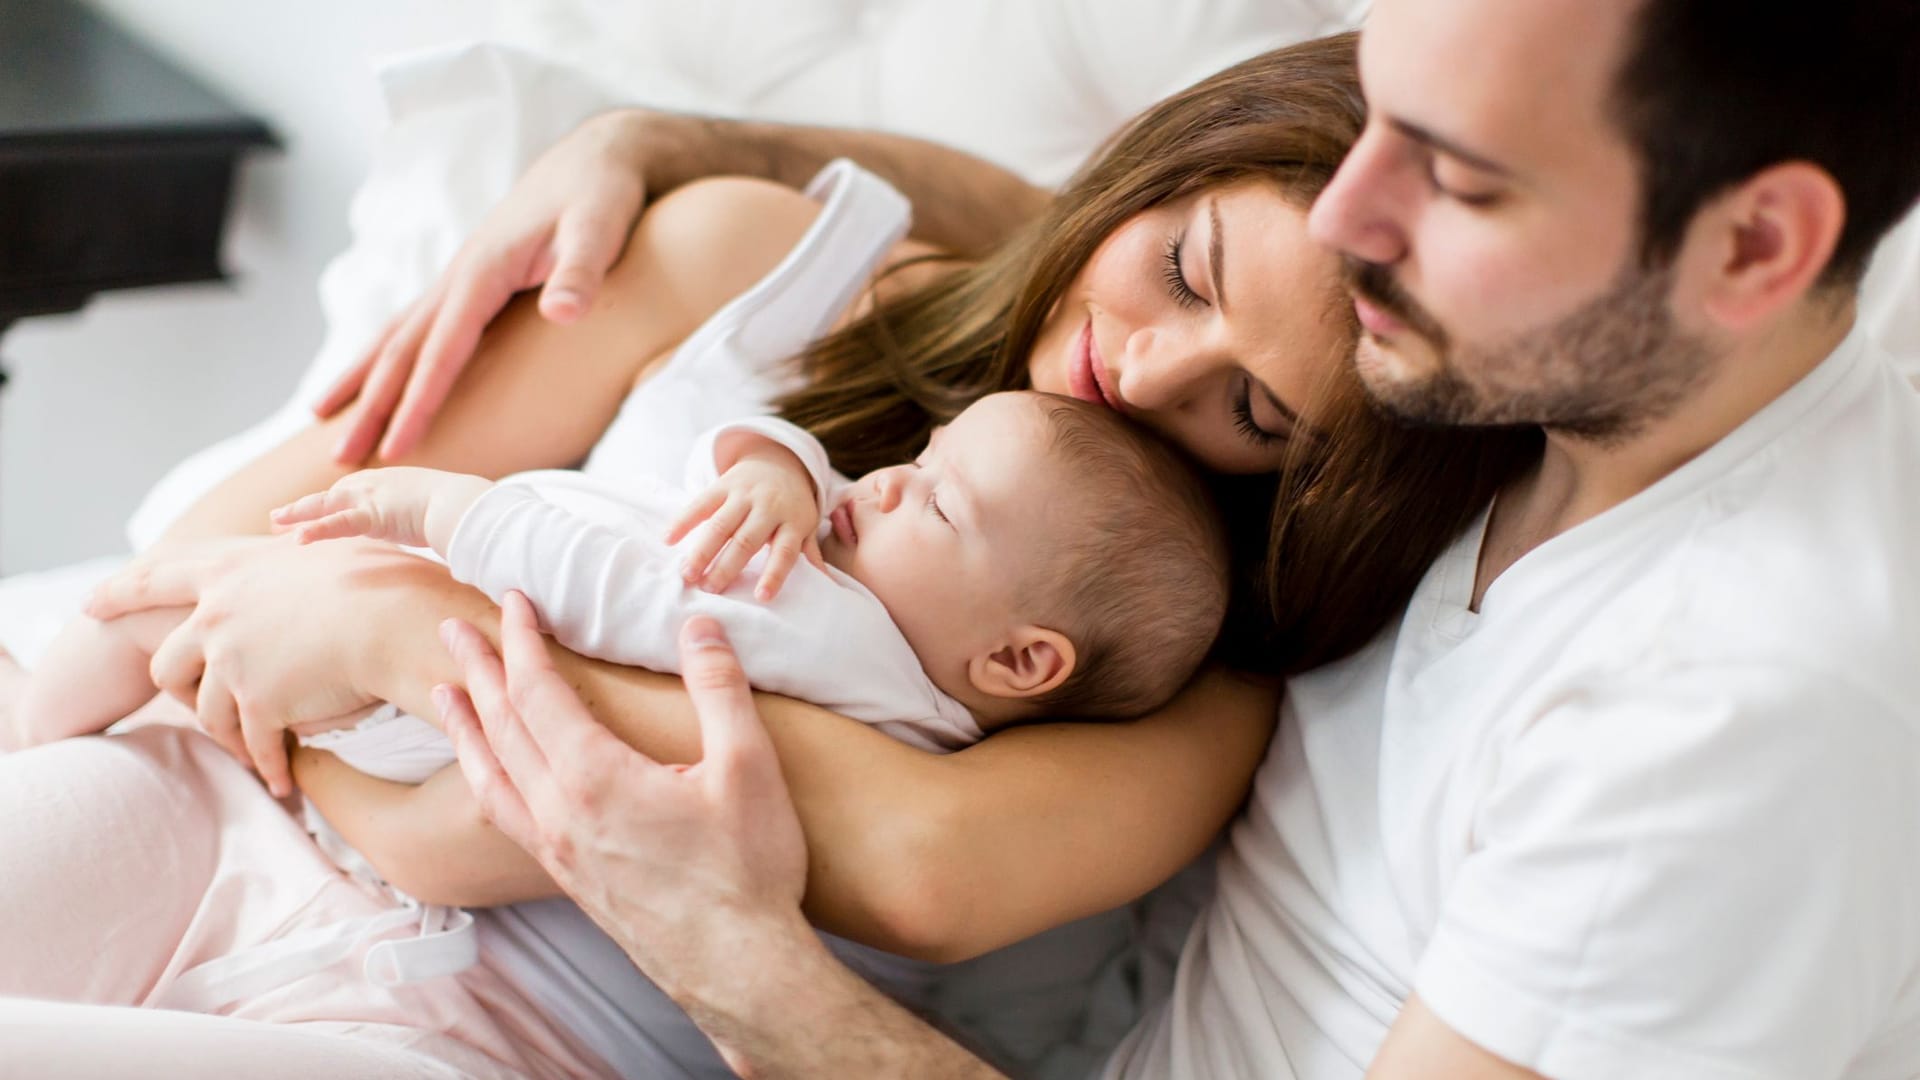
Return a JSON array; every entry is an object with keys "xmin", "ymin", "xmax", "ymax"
[{"xmin": 1107, "ymin": 325, "xmax": 1920, "ymax": 1080}]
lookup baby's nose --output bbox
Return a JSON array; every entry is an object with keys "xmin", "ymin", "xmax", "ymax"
[{"xmin": 874, "ymin": 468, "xmax": 906, "ymax": 512}]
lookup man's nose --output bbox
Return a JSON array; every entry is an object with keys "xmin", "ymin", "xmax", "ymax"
[{"xmin": 1306, "ymin": 127, "xmax": 1409, "ymax": 267}]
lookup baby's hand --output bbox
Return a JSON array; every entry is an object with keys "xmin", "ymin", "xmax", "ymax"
[
  {"xmin": 271, "ymin": 466, "xmax": 490, "ymax": 554},
  {"xmin": 667, "ymin": 441, "xmax": 824, "ymax": 600}
]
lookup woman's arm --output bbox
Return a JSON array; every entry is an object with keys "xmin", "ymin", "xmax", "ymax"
[
  {"xmin": 290, "ymin": 746, "xmax": 558, "ymax": 907},
  {"xmin": 94, "ymin": 536, "xmax": 1275, "ymax": 962},
  {"xmin": 351, "ymin": 558, "xmax": 1276, "ymax": 961},
  {"xmin": 618, "ymin": 109, "xmax": 1048, "ymax": 259},
  {"xmin": 162, "ymin": 176, "xmax": 846, "ymax": 545},
  {"xmin": 323, "ymin": 108, "xmax": 1039, "ymax": 463}
]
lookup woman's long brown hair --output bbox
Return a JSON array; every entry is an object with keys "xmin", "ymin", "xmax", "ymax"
[{"xmin": 778, "ymin": 33, "xmax": 1540, "ymax": 677}]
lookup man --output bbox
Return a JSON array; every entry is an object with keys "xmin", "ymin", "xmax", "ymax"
[{"xmin": 431, "ymin": 0, "xmax": 1920, "ymax": 1076}]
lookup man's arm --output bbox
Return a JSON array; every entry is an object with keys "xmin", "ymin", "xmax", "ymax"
[
  {"xmin": 1367, "ymin": 997, "xmax": 1545, "ymax": 1080},
  {"xmin": 663, "ymin": 910, "xmax": 1006, "ymax": 1080}
]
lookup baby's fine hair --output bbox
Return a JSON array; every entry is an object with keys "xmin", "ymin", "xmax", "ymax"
[{"xmin": 1023, "ymin": 394, "xmax": 1230, "ymax": 719}]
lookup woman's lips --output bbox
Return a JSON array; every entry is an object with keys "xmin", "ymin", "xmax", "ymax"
[
  {"xmin": 1069, "ymin": 319, "xmax": 1124, "ymax": 413},
  {"xmin": 830, "ymin": 500, "xmax": 858, "ymax": 546}
]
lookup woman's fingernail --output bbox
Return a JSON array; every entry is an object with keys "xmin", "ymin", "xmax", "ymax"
[
  {"xmin": 432, "ymin": 683, "xmax": 453, "ymax": 713},
  {"xmin": 684, "ymin": 618, "xmax": 729, "ymax": 648},
  {"xmin": 439, "ymin": 619, "xmax": 460, "ymax": 648}
]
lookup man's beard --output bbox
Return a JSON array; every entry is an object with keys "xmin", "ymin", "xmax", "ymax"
[{"xmin": 1344, "ymin": 256, "xmax": 1714, "ymax": 444}]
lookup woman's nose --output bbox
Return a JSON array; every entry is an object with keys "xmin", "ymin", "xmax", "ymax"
[{"xmin": 1120, "ymin": 329, "xmax": 1205, "ymax": 413}]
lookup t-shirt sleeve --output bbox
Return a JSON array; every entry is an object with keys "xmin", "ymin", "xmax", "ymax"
[{"xmin": 1416, "ymin": 662, "xmax": 1918, "ymax": 1080}]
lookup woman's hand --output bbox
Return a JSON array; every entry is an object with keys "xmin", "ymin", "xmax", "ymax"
[
  {"xmin": 87, "ymin": 535, "xmax": 418, "ymax": 796},
  {"xmin": 314, "ymin": 111, "xmax": 653, "ymax": 465},
  {"xmin": 437, "ymin": 592, "xmax": 807, "ymax": 987}
]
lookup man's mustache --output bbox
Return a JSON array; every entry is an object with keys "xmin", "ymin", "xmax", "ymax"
[{"xmin": 1342, "ymin": 257, "xmax": 1449, "ymax": 350}]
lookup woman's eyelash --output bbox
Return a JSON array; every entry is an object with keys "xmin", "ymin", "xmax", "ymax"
[
  {"xmin": 1233, "ymin": 379, "xmax": 1283, "ymax": 447},
  {"xmin": 1162, "ymin": 231, "xmax": 1204, "ymax": 309}
]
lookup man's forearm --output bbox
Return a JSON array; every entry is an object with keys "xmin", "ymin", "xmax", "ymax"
[
  {"xmin": 609, "ymin": 108, "xmax": 1051, "ymax": 257},
  {"xmin": 665, "ymin": 910, "xmax": 1005, "ymax": 1080}
]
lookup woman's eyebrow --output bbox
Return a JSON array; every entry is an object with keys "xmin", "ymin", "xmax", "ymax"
[
  {"xmin": 1259, "ymin": 382, "xmax": 1300, "ymax": 438},
  {"xmin": 1208, "ymin": 198, "xmax": 1229, "ymax": 315}
]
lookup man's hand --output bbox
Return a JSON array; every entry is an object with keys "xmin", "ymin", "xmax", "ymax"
[
  {"xmin": 437, "ymin": 594, "xmax": 1004, "ymax": 1077},
  {"xmin": 667, "ymin": 440, "xmax": 825, "ymax": 600},
  {"xmin": 271, "ymin": 467, "xmax": 493, "ymax": 555},
  {"xmin": 437, "ymin": 594, "xmax": 808, "ymax": 987}
]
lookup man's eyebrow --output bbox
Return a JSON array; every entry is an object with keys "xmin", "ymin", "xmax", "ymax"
[
  {"xmin": 1388, "ymin": 117, "xmax": 1515, "ymax": 178},
  {"xmin": 1208, "ymin": 198, "xmax": 1229, "ymax": 314}
]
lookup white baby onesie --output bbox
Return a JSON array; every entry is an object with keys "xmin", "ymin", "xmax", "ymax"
[{"xmin": 444, "ymin": 414, "xmax": 982, "ymax": 753}]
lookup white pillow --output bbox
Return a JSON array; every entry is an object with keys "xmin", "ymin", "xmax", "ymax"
[{"xmin": 128, "ymin": 42, "xmax": 645, "ymax": 549}]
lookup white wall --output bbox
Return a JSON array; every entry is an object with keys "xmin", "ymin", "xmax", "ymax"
[{"xmin": 0, "ymin": 1, "xmax": 503, "ymax": 572}]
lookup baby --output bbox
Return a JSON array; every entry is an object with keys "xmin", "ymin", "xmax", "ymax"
[{"xmin": 14, "ymin": 390, "xmax": 1228, "ymax": 785}]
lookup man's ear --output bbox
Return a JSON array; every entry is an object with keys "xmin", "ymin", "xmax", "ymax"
[
  {"xmin": 968, "ymin": 627, "xmax": 1076, "ymax": 701},
  {"xmin": 1689, "ymin": 161, "xmax": 1846, "ymax": 332}
]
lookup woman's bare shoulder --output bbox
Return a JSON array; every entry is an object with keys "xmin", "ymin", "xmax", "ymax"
[
  {"xmin": 622, "ymin": 176, "xmax": 829, "ymax": 322},
  {"xmin": 641, "ymin": 176, "xmax": 966, "ymax": 333}
]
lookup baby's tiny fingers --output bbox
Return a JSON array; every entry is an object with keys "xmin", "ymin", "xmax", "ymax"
[
  {"xmin": 756, "ymin": 532, "xmax": 804, "ymax": 601},
  {"xmin": 295, "ymin": 509, "xmax": 376, "ymax": 544},
  {"xmin": 682, "ymin": 498, "xmax": 751, "ymax": 582},
  {"xmin": 665, "ymin": 487, "xmax": 728, "ymax": 546},
  {"xmin": 270, "ymin": 491, "xmax": 336, "ymax": 527},
  {"xmin": 704, "ymin": 513, "xmax": 774, "ymax": 594},
  {"xmin": 801, "ymin": 536, "xmax": 826, "ymax": 571}
]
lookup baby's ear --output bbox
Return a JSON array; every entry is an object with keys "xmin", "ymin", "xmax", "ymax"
[{"xmin": 969, "ymin": 628, "xmax": 1076, "ymax": 701}]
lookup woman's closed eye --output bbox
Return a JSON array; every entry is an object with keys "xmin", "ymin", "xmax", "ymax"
[
  {"xmin": 925, "ymin": 492, "xmax": 951, "ymax": 525},
  {"xmin": 1161, "ymin": 231, "xmax": 1205, "ymax": 310},
  {"xmin": 1232, "ymin": 375, "xmax": 1284, "ymax": 447}
]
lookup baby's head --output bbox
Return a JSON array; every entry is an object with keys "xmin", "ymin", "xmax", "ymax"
[{"xmin": 820, "ymin": 391, "xmax": 1228, "ymax": 726}]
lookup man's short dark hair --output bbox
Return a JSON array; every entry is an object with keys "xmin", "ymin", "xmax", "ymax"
[{"xmin": 1610, "ymin": 1, "xmax": 1920, "ymax": 285}]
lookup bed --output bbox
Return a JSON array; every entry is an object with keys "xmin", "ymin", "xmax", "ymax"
[{"xmin": 0, "ymin": 0, "xmax": 1915, "ymax": 1069}]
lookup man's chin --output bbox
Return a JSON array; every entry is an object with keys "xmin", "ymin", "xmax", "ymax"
[
  {"xmin": 1353, "ymin": 334, "xmax": 1476, "ymax": 425},
  {"xmin": 1354, "ymin": 332, "xmax": 1431, "ymax": 394}
]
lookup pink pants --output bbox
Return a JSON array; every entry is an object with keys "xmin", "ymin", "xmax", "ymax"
[{"xmin": 0, "ymin": 725, "xmax": 608, "ymax": 1078}]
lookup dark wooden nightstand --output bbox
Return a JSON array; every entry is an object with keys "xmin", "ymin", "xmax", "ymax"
[{"xmin": 0, "ymin": 0, "xmax": 279, "ymax": 360}]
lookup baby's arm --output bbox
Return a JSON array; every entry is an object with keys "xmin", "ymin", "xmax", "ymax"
[
  {"xmin": 12, "ymin": 607, "xmax": 190, "ymax": 748},
  {"xmin": 291, "ymin": 746, "xmax": 559, "ymax": 906},
  {"xmin": 272, "ymin": 466, "xmax": 495, "ymax": 558}
]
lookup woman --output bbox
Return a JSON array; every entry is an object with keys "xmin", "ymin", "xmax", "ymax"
[{"xmin": 3, "ymin": 34, "xmax": 1533, "ymax": 1076}]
